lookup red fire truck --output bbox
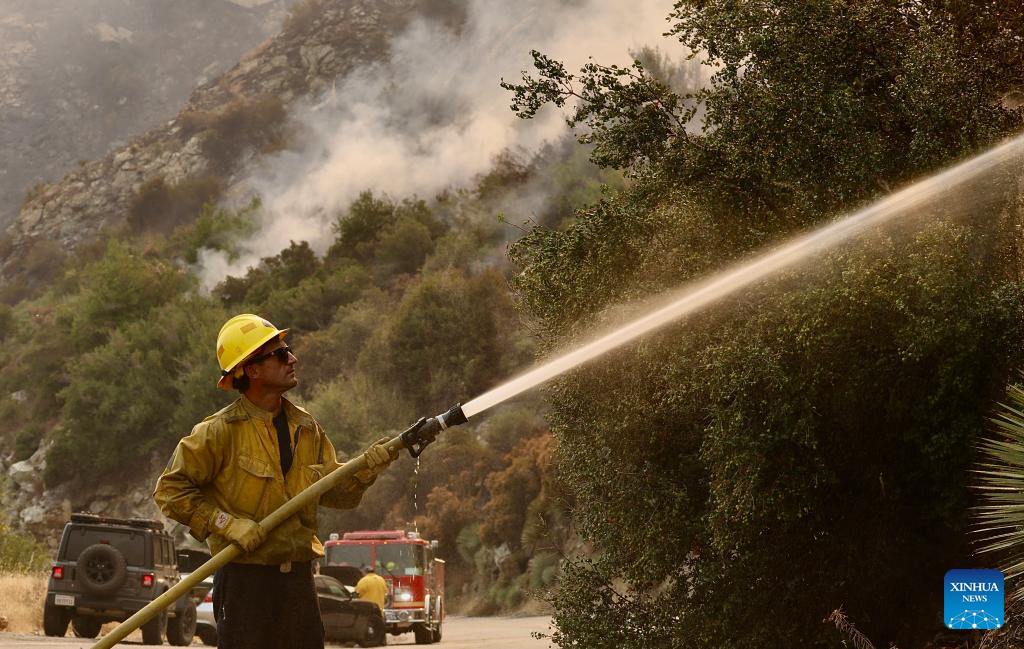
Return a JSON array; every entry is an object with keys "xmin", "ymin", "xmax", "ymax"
[{"xmin": 322, "ymin": 530, "xmax": 445, "ymax": 644}]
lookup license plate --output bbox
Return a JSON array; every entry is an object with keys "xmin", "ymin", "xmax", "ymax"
[{"xmin": 54, "ymin": 595, "xmax": 74, "ymax": 607}]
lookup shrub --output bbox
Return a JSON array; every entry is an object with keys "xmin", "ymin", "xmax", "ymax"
[
  {"xmin": 168, "ymin": 199, "xmax": 259, "ymax": 265},
  {"xmin": 21, "ymin": 238, "xmax": 65, "ymax": 285},
  {"xmin": 180, "ymin": 96, "xmax": 287, "ymax": 173},
  {"xmin": 128, "ymin": 175, "xmax": 222, "ymax": 234},
  {"xmin": 258, "ymin": 262, "xmax": 370, "ymax": 332},
  {"xmin": 49, "ymin": 294, "xmax": 228, "ymax": 484},
  {"xmin": 374, "ymin": 215, "xmax": 435, "ymax": 276},
  {"xmin": 0, "ymin": 304, "xmax": 13, "ymax": 341},
  {"xmin": 13, "ymin": 424, "xmax": 41, "ymax": 461},
  {"xmin": 215, "ymin": 240, "xmax": 320, "ymax": 308},
  {"xmin": 368, "ymin": 269, "xmax": 517, "ymax": 411},
  {"xmin": 327, "ymin": 191, "xmax": 398, "ymax": 264},
  {"xmin": 69, "ymin": 240, "xmax": 192, "ymax": 351},
  {"xmin": 21, "ymin": 182, "xmax": 47, "ymax": 206},
  {"xmin": 327, "ymin": 193, "xmax": 446, "ymax": 272},
  {"xmin": 0, "ymin": 525, "xmax": 49, "ymax": 572}
]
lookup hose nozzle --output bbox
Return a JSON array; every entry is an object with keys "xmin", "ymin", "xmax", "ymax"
[{"xmin": 400, "ymin": 403, "xmax": 468, "ymax": 458}]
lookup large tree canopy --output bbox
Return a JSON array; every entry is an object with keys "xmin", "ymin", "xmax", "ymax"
[{"xmin": 507, "ymin": 1, "xmax": 1024, "ymax": 646}]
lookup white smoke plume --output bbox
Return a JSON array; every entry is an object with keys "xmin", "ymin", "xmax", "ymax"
[{"xmin": 199, "ymin": 0, "xmax": 700, "ymax": 286}]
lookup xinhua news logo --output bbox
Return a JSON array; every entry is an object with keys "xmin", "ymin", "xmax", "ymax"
[{"xmin": 944, "ymin": 569, "xmax": 1004, "ymax": 630}]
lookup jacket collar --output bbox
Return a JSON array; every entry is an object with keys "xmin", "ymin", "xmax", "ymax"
[
  {"xmin": 239, "ymin": 394, "xmax": 279, "ymax": 422},
  {"xmin": 233, "ymin": 394, "xmax": 315, "ymax": 428}
]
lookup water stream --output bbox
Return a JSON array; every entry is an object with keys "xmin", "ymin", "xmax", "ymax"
[
  {"xmin": 460, "ymin": 132, "xmax": 1024, "ymax": 420},
  {"xmin": 412, "ymin": 456, "xmax": 420, "ymax": 534}
]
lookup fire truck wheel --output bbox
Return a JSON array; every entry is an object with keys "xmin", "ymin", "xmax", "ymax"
[{"xmin": 413, "ymin": 622, "xmax": 434, "ymax": 644}]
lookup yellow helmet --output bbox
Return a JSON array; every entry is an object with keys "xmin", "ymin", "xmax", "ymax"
[{"xmin": 215, "ymin": 314, "xmax": 289, "ymax": 391}]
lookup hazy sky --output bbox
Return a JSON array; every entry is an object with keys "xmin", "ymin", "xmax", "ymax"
[{"xmin": 198, "ymin": 0, "xmax": 700, "ymax": 285}]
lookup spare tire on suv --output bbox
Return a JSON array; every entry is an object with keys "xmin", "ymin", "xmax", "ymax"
[{"xmin": 77, "ymin": 543, "xmax": 128, "ymax": 596}]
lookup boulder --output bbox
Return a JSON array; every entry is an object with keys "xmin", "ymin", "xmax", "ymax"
[{"xmin": 8, "ymin": 460, "xmax": 35, "ymax": 487}]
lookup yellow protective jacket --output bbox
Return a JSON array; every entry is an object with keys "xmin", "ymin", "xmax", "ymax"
[{"xmin": 154, "ymin": 396, "xmax": 371, "ymax": 565}]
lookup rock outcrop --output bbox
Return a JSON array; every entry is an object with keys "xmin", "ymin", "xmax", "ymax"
[{"xmin": 1, "ymin": 0, "xmax": 420, "ymax": 285}]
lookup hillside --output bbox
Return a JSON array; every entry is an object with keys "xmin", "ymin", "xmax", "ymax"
[
  {"xmin": 0, "ymin": 0, "xmax": 299, "ymax": 231},
  {"xmin": 0, "ymin": 0, "xmax": 650, "ymax": 614},
  {"xmin": 0, "ymin": 0, "xmax": 421, "ymax": 299}
]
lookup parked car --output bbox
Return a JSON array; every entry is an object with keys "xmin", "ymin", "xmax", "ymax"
[
  {"xmin": 195, "ymin": 579, "xmax": 217, "ymax": 646},
  {"xmin": 176, "ymin": 546, "xmax": 213, "ymax": 645},
  {"xmin": 316, "ymin": 574, "xmax": 386, "ymax": 647},
  {"xmin": 43, "ymin": 512, "xmax": 196, "ymax": 645}
]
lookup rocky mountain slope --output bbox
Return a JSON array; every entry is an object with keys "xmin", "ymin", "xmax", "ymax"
[
  {"xmin": 0, "ymin": 0, "xmax": 297, "ymax": 231},
  {"xmin": 0, "ymin": 0, "xmax": 442, "ymax": 296},
  {"xmin": 0, "ymin": 0, "xmax": 460, "ymax": 540}
]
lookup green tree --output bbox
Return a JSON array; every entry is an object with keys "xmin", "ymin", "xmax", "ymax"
[
  {"xmin": 69, "ymin": 240, "xmax": 192, "ymax": 351},
  {"xmin": 506, "ymin": 1, "xmax": 1024, "ymax": 647},
  {"xmin": 326, "ymin": 192, "xmax": 446, "ymax": 277},
  {"xmin": 49, "ymin": 294, "xmax": 228, "ymax": 483},
  {"xmin": 327, "ymin": 191, "xmax": 399, "ymax": 264},
  {"xmin": 365, "ymin": 269, "xmax": 519, "ymax": 411}
]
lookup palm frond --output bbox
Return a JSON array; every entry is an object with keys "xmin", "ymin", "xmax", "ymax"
[{"xmin": 973, "ymin": 378, "xmax": 1024, "ymax": 604}]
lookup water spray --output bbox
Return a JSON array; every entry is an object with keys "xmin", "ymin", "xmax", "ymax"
[{"xmin": 91, "ymin": 132, "xmax": 1024, "ymax": 648}]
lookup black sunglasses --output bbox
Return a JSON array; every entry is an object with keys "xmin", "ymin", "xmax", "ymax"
[{"xmin": 247, "ymin": 345, "xmax": 293, "ymax": 365}]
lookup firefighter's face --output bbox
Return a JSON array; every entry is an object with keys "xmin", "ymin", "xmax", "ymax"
[{"xmin": 247, "ymin": 340, "xmax": 298, "ymax": 392}]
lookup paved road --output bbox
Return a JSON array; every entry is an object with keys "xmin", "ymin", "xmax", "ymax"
[{"xmin": 0, "ymin": 616, "xmax": 554, "ymax": 649}]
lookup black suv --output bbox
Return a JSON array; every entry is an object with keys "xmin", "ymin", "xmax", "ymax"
[{"xmin": 43, "ymin": 512, "xmax": 197, "ymax": 645}]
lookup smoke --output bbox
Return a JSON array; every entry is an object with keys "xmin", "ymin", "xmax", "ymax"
[{"xmin": 199, "ymin": 0, "xmax": 702, "ymax": 286}]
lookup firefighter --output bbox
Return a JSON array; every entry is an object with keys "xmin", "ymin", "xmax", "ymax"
[
  {"xmin": 355, "ymin": 565, "xmax": 388, "ymax": 611},
  {"xmin": 154, "ymin": 314, "xmax": 398, "ymax": 649}
]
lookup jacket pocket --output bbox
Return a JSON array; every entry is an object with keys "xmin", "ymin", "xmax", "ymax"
[
  {"xmin": 303, "ymin": 464, "xmax": 325, "ymax": 485},
  {"xmin": 232, "ymin": 454, "xmax": 275, "ymax": 518}
]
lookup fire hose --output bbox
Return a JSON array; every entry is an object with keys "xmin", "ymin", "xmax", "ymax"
[{"xmin": 90, "ymin": 404, "xmax": 467, "ymax": 649}]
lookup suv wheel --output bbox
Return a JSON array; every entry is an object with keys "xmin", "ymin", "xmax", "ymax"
[
  {"xmin": 42, "ymin": 603, "xmax": 69, "ymax": 637},
  {"xmin": 72, "ymin": 616, "xmax": 103, "ymax": 638},
  {"xmin": 166, "ymin": 599, "xmax": 197, "ymax": 646},
  {"xmin": 77, "ymin": 543, "xmax": 128, "ymax": 596},
  {"xmin": 141, "ymin": 608, "xmax": 167, "ymax": 645}
]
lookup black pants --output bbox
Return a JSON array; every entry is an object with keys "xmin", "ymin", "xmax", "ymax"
[{"xmin": 213, "ymin": 561, "xmax": 324, "ymax": 649}]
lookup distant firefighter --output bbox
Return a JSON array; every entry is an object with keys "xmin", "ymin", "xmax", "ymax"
[{"xmin": 355, "ymin": 565, "xmax": 388, "ymax": 611}]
